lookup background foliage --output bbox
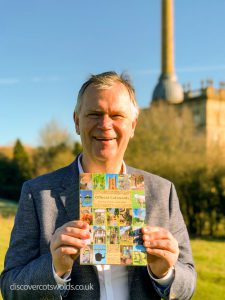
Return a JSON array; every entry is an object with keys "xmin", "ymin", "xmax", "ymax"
[
  {"xmin": 125, "ymin": 104, "xmax": 225, "ymax": 236},
  {"xmin": 0, "ymin": 106, "xmax": 225, "ymax": 299},
  {"xmin": 0, "ymin": 105, "xmax": 225, "ymax": 237}
]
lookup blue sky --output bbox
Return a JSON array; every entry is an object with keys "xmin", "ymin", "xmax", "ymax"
[{"xmin": 1, "ymin": 0, "xmax": 225, "ymax": 146}]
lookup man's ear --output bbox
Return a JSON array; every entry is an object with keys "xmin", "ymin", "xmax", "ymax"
[
  {"xmin": 130, "ymin": 117, "xmax": 137, "ymax": 138},
  {"xmin": 73, "ymin": 112, "xmax": 80, "ymax": 135}
]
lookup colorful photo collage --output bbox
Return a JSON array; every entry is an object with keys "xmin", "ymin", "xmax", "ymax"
[{"xmin": 80, "ymin": 173, "xmax": 147, "ymax": 266}]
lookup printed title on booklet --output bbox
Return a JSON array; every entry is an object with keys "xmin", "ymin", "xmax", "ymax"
[{"xmin": 79, "ymin": 173, "xmax": 147, "ymax": 266}]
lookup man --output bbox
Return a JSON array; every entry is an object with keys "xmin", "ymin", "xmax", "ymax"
[{"xmin": 0, "ymin": 71, "xmax": 196, "ymax": 299}]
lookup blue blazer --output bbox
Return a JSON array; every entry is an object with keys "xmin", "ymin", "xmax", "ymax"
[{"xmin": 0, "ymin": 156, "xmax": 196, "ymax": 299}]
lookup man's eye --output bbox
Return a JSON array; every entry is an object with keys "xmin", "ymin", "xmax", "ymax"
[
  {"xmin": 112, "ymin": 114, "xmax": 124, "ymax": 119},
  {"xmin": 88, "ymin": 113, "xmax": 100, "ymax": 118}
]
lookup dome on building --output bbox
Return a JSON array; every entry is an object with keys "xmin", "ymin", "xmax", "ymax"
[{"xmin": 152, "ymin": 74, "xmax": 184, "ymax": 104}]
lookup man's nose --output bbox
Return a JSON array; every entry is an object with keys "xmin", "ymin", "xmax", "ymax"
[{"xmin": 97, "ymin": 115, "xmax": 113, "ymax": 129}]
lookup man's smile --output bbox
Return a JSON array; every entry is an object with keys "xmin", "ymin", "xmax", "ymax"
[{"xmin": 93, "ymin": 136, "xmax": 117, "ymax": 141}]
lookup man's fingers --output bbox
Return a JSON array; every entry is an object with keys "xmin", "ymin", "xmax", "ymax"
[
  {"xmin": 61, "ymin": 227, "xmax": 90, "ymax": 239},
  {"xmin": 142, "ymin": 226, "xmax": 160, "ymax": 233},
  {"xmin": 58, "ymin": 220, "xmax": 89, "ymax": 232},
  {"xmin": 143, "ymin": 239, "xmax": 178, "ymax": 254},
  {"xmin": 53, "ymin": 235, "xmax": 87, "ymax": 251},
  {"xmin": 50, "ymin": 221, "xmax": 90, "ymax": 275},
  {"xmin": 55, "ymin": 246, "xmax": 79, "ymax": 257},
  {"xmin": 142, "ymin": 226, "xmax": 173, "ymax": 241},
  {"xmin": 51, "ymin": 221, "xmax": 90, "ymax": 248},
  {"xmin": 146, "ymin": 248, "xmax": 175, "ymax": 262}
]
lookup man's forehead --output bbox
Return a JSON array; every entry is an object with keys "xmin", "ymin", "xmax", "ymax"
[
  {"xmin": 83, "ymin": 81, "xmax": 129, "ymax": 96},
  {"xmin": 85, "ymin": 102, "xmax": 130, "ymax": 113},
  {"xmin": 80, "ymin": 82, "xmax": 134, "ymax": 114}
]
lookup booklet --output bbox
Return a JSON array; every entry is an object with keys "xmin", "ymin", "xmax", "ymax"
[{"xmin": 79, "ymin": 173, "xmax": 147, "ymax": 266}]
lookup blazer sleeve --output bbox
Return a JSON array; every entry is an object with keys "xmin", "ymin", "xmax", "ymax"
[
  {"xmin": 0, "ymin": 181, "xmax": 61, "ymax": 300},
  {"xmin": 167, "ymin": 183, "xmax": 197, "ymax": 300}
]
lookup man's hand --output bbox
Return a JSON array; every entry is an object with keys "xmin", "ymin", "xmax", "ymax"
[
  {"xmin": 142, "ymin": 226, "xmax": 179, "ymax": 278},
  {"xmin": 50, "ymin": 220, "xmax": 90, "ymax": 277}
]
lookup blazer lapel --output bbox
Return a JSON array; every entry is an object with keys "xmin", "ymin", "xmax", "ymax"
[{"xmin": 59, "ymin": 157, "xmax": 80, "ymax": 221}]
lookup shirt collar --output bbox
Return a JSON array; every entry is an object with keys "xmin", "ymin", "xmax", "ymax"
[{"xmin": 77, "ymin": 153, "xmax": 126, "ymax": 174}]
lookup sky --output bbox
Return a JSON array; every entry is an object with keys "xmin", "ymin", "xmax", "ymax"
[{"xmin": 1, "ymin": 0, "xmax": 225, "ymax": 146}]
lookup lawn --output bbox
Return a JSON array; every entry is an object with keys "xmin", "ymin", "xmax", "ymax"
[
  {"xmin": 191, "ymin": 238, "xmax": 225, "ymax": 300},
  {"xmin": 0, "ymin": 198, "xmax": 225, "ymax": 299},
  {"xmin": 0, "ymin": 199, "xmax": 17, "ymax": 273}
]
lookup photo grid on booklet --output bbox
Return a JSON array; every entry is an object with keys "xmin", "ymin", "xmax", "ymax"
[{"xmin": 79, "ymin": 173, "xmax": 147, "ymax": 266}]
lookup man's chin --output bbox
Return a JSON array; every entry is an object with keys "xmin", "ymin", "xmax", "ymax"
[{"xmin": 93, "ymin": 150, "xmax": 117, "ymax": 162}]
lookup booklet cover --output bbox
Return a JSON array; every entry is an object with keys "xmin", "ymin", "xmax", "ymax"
[{"xmin": 79, "ymin": 173, "xmax": 147, "ymax": 266}]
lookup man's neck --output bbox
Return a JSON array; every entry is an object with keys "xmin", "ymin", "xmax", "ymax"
[{"xmin": 81, "ymin": 155, "xmax": 124, "ymax": 174}]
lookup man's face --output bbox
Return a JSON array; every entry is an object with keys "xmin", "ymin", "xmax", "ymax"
[{"xmin": 74, "ymin": 82, "xmax": 137, "ymax": 166}]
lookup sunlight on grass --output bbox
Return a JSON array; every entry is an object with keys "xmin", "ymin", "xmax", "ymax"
[
  {"xmin": 191, "ymin": 239, "xmax": 225, "ymax": 300},
  {"xmin": 0, "ymin": 199, "xmax": 17, "ymax": 218},
  {"xmin": 0, "ymin": 199, "xmax": 17, "ymax": 300},
  {"xmin": 0, "ymin": 216, "xmax": 15, "ymax": 272}
]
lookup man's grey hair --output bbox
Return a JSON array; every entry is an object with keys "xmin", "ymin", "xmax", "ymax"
[{"xmin": 75, "ymin": 71, "xmax": 139, "ymax": 118}]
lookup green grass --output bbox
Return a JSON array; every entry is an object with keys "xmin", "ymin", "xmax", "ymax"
[
  {"xmin": 0, "ymin": 198, "xmax": 225, "ymax": 299},
  {"xmin": 0, "ymin": 199, "xmax": 18, "ymax": 300},
  {"xmin": 0, "ymin": 199, "xmax": 17, "ymax": 272},
  {"xmin": 191, "ymin": 238, "xmax": 225, "ymax": 300}
]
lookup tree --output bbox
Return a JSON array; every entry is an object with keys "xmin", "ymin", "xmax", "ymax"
[
  {"xmin": 13, "ymin": 139, "xmax": 32, "ymax": 181},
  {"xmin": 125, "ymin": 103, "xmax": 205, "ymax": 177},
  {"xmin": 73, "ymin": 141, "xmax": 82, "ymax": 156},
  {"xmin": 125, "ymin": 103, "xmax": 225, "ymax": 236},
  {"xmin": 39, "ymin": 119, "xmax": 72, "ymax": 149},
  {"xmin": 33, "ymin": 120, "xmax": 75, "ymax": 175},
  {"xmin": 0, "ymin": 153, "xmax": 20, "ymax": 199},
  {"xmin": 0, "ymin": 140, "xmax": 32, "ymax": 200}
]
